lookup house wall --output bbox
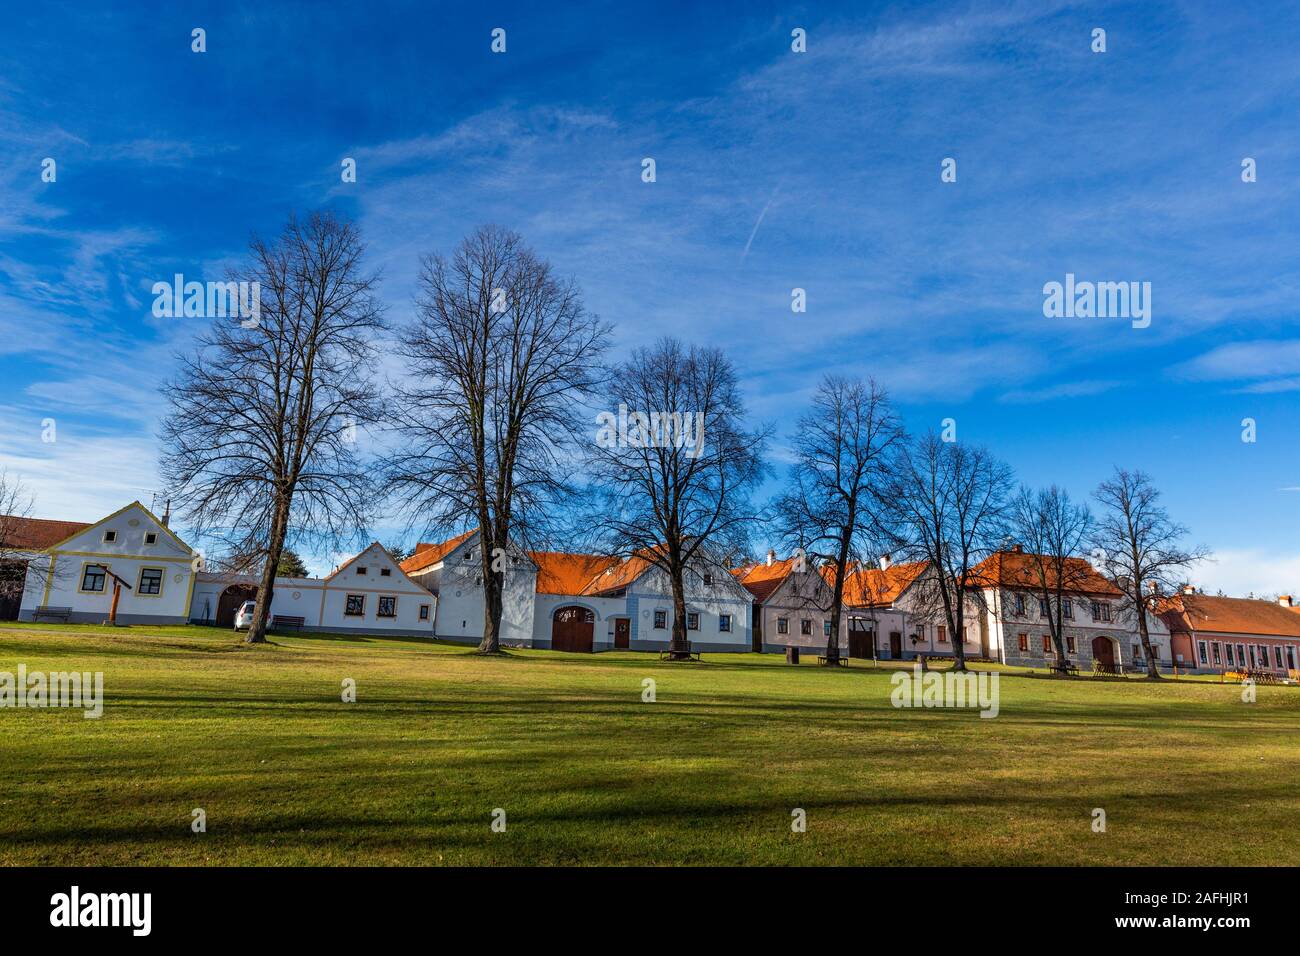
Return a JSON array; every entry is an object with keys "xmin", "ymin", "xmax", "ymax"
[
  {"xmin": 982, "ymin": 587, "xmax": 1172, "ymax": 671},
  {"xmin": 532, "ymin": 593, "xmax": 629, "ymax": 649},
  {"xmin": 19, "ymin": 503, "xmax": 196, "ymax": 625},
  {"xmin": 756, "ymin": 572, "xmax": 848, "ymax": 653},
  {"xmin": 413, "ymin": 536, "xmax": 537, "ymax": 646},
  {"xmin": 624, "ymin": 565, "xmax": 752, "ymax": 652},
  {"xmin": 1179, "ymin": 630, "xmax": 1300, "ymax": 675}
]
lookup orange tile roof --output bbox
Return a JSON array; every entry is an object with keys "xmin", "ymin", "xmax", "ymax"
[
  {"xmin": 732, "ymin": 556, "xmax": 800, "ymax": 603},
  {"xmin": 968, "ymin": 550, "xmax": 1122, "ymax": 596},
  {"xmin": 1162, "ymin": 593, "xmax": 1300, "ymax": 639},
  {"xmin": 0, "ymin": 515, "xmax": 93, "ymax": 551},
  {"xmin": 530, "ymin": 551, "xmax": 620, "ymax": 595},
  {"xmin": 824, "ymin": 560, "xmax": 929, "ymax": 607},
  {"xmin": 400, "ymin": 530, "xmax": 475, "ymax": 574},
  {"xmin": 582, "ymin": 553, "xmax": 655, "ymax": 595}
]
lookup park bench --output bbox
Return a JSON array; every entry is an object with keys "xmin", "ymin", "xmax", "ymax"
[
  {"xmin": 32, "ymin": 606, "xmax": 72, "ymax": 622},
  {"xmin": 818, "ymin": 655, "xmax": 848, "ymax": 667},
  {"xmin": 270, "ymin": 615, "xmax": 305, "ymax": 632},
  {"xmin": 659, "ymin": 641, "xmax": 701, "ymax": 662}
]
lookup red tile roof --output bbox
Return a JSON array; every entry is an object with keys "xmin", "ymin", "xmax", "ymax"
[
  {"xmin": 967, "ymin": 549, "xmax": 1122, "ymax": 596},
  {"xmin": 732, "ymin": 556, "xmax": 800, "ymax": 603},
  {"xmin": 0, "ymin": 515, "xmax": 93, "ymax": 551},
  {"xmin": 581, "ymin": 553, "xmax": 655, "ymax": 595},
  {"xmin": 531, "ymin": 552, "xmax": 619, "ymax": 595},
  {"xmin": 1162, "ymin": 593, "xmax": 1300, "ymax": 639},
  {"xmin": 824, "ymin": 560, "xmax": 929, "ymax": 607},
  {"xmin": 400, "ymin": 530, "xmax": 475, "ymax": 574}
]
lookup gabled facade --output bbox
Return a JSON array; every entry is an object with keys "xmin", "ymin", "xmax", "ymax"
[
  {"xmin": 830, "ymin": 558, "xmax": 968, "ymax": 661},
  {"xmin": 970, "ymin": 546, "xmax": 1171, "ymax": 672},
  {"xmin": 733, "ymin": 551, "xmax": 846, "ymax": 654},
  {"xmin": 191, "ymin": 542, "xmax": 435, "ymax": 636},
  {"xmin": 1161, "ymin": 590, "xmax": 1300, "ymax": 676},
  {"xmin": 18, "ymin": 501, "xmax": 197, "ymax": 625}
]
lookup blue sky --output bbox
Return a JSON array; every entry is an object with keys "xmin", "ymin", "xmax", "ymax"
[{"xmin": 1, "ymin": 0, "xmax": 1297, "ymax": 591}]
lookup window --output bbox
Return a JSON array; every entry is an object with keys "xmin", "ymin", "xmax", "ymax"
[
  {"xmin": 1274, "ymin": 646, "xmax": 1284, "ymax": 669},
  {"xmin": 1013, "ymin": 594, "xmax": 1025, "ymax": 616},
  {"xmin": 419, "ymin": 604, "xmax": 430, "ymax": 621},
  {"xmin": 654, "ymin": 610, "xmax": 666, "ymax": 629},
  {"xmin": 1091, "ymin": 601, "xmax": 1110, "ymax": 622},
  {"xmin": 687, "ymin": 612, "xmax": 699, "ymax": 631},
  {"xmin": 1063, "ymin": 599, "xmax": 1073, "ymax": 620},
  {"xmin": 377, "ymin": 596, "xmax": 396, "ymax": 618},
  {"xmin": 1236, "ymin": 644, "xmax": 1246, "ymax": 668},
  {"xmin": 103, "ymin": 530, "xmax": 117, "ymax": 543},
  {"xmin": 1248, "ymin": 646, "xmax": 1257, "ymax": 668},
  {"xmin": 345, "ymin": 594, "xmax": 365, "ymax": 616},
  {"xmin": 703, "ymin": 573, "xmax": 713, "ymax": 586},
  {"xmin": 777, "ymin": 617, "xmax": 789, "ymax": 635},
  {"xmin": 144, "ymin": 532, "xmax": 157, "ymax": 545},
  {"xmin": 1224, "ymin": 644, "xmax": 1234, "ymax": 666},
  {"xmin": 475, "ymin": 575, "xmax": 483, "ymax": 587},
  {"xmin": 464, "ymin": 550, "xmax": 474, "ymax": 562},
  {"xmin": 81, "ymin": 565, "xmax": 106, "ymax": 592},
  {"xmin": 823, "ymin": 621, "xmax": 832, "ymax": 637},
  {"xmin": 1018, "ymin": 633, "xmax": 1028, "ymax": 652},
  {"xmin": 937, "ymin": 625, "xmax": 948, "ymax": 643},
  {"xmin": 1132, "ymin": 643, "xmax": 1142, "ymax": 661},
  {"xmin": 357, "ymin": 566, "xmax": 368, "ymax": 575},
  {"xmin": 1288, "ymin": 646, "xmax": 1296, "ymax": 670},
  {"xmin": 380, "ymin": 568, "xmax": 392, "ymax": 577},
  {"xmin": 1212, "ymin": 642, "xmax": 1222, "ymax": 665},
  {"xmin": 1039, "ymin": 597, "xmax": 1049, "ymax": 617},
  {"xmin": 1042, "ymin": 635, "xmax": 1051, "ymax": 653},
  {"xmin": 719, "ymin": 614, "xmax": 732, "ymax": 632},
  {"xmin": 800, "ymin": 619, "xmax": 812, "ymax": 636},
  {"xmin": 1198, "ymin": 641, "xmax": 1208, "ymax": 665},
  {"xmin": 1066, "ymin": 634, "xmax": 1076, "ymax": 653},
  {"xmin": 137, "ymin": 567, "xmax": 163, "ymax": 595}
]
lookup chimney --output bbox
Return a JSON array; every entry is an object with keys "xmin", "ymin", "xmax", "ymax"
[
  {"xmin": 879, "ymin": 554, "xmax": 892, "ymax": 572},
  {"xmin": 161, "ymin": 498, "xmax": 171, "ymax": 528},
  {"xmin": 1010, "ymin": 543, "xmax": 1023, "ymax": 554},
  {"xmin": 1279, "ymin": 595, "xmax": 1293, "ymax": 608},
  {"xmin": 1182, "ymin": 584, "xmax": 1195, "ymax": 595},
  {"xmin": 766, "ymin": 549, "xmax": 776, "ymax": 567}
]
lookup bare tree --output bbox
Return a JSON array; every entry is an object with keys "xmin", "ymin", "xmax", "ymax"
[
  {"xmin": 384, "ymin": 226, "xmax": 609, "ymax": 654},
  {"xmin": 883, "ymin": 433, "xmax": 1013, "ymax": 671},
  {"xmin": 1008, "ymin": 484, "xmax": 1095, "ymax": 674},
  {"xmin": 773, "ymin": 376, "xmax": 903, "ymax": 665},
  {"xmin": 589, "ymin": 338, "xmax": 767, "ymax": 660},
  {"xmin": 1091, "ymin": 468, "xmax": 1207, "ymax": 679},
  {"xmin": 160, "ymin": 211, "xmax": 385, "ymax": 644},
  {"xmin": 0, "ymin": 470, "xmax": 37, "ymax": 612}
]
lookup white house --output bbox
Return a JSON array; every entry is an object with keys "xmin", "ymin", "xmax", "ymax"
[
  {"xmin": 834, "ymin": 558, "xmax": 974, "ymax": 661},
  {"xmin": 733, "ymin": 551, "xmax": 848, "ymax": 654},
  {"xmin": 18, "ymin": 501, "xmax": 198, "ymax": 625},
  {"xmin": 400, "ymin": 534, "xmax": 753, "ymax": 652},
  {"xmin": 191, "ymin": 542, "xmax": 435, "ymax": 636},
  {"xmin": 970, "ymin": 546, "xmax": 1171, "ymax": 672}
]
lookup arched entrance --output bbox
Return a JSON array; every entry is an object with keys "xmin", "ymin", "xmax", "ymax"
[
  {"xmin": 1091, "ymin": 635, "xmax": 1117, "ymax": 673},
  {"xmin": 216, "ymin": 584, "xmax": 258, "ymax": 628},
  {"xmin": 552, "ymin": 605, "xmax": 595, "ymax": 653}
]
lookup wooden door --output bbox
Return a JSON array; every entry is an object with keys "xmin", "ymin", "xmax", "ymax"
[
  {"xmin": 751, "ymin": 603, "xmax": 762, "ymax": 652},
  {"xmin": 1092, "ymin": 635, "xmax": 1115, "ymax": 672},
  {"xmin": 889, "ymin": 631, "xmax": 903, "ymax": 659},
  {"xmin": 848, "ymin": 626, "xmax": 873, "ymax": 659},
  {"xmin": 552, "ymin": 606, "xmax": 594, "ymax": 653},
  {"xmin": 614, "ymin": 618, "xmax": 630, "ymax": 649}
]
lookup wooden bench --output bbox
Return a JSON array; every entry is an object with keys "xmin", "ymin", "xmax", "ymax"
[
  {"xmin": 659, "ymin": 642, "xmax": 702, "ymax": 661},
  {"xmin": 818, "ymin": 655, "xmax": 848, "ymax": 667},
  {"xmin": 33, "ymin": 606, "xmax": 72, "ymax": 622},
  {"xmin": 270, "ymin": 615, "xmax": 305, "ymax": 632}
]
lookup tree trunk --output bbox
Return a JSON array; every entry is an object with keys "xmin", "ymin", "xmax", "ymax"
[
  {"xmin": 950, "ymin": 607, "xmax": 968, "ymax": 672},
  {"xmin": 479, "ymin": 572, "xmax": 503, "ymax": 654},
  {"xmin": 667, "ymin": 568, "xmax": 691, "ymax": 659},
  {"xmin": 245, "ymin": 496, "xmax": 289, "ymax": 645},
  {"xmin": 1136, "ymin": 602, "xmax": 1161, "ymax": 679}
]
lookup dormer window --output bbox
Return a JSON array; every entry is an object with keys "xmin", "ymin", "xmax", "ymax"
[
  {"xmin": 103, "ymin": 530, "xmax": 117, "ymax": 543},
  {"xmin": 144, "ymin": 532, "xmax": 157, "ymax": 545}
]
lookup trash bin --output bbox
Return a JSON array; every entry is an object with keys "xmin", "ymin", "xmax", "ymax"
[{"xmin": 786, "ymin": 646, "xmax": 800, "ymax": 665}]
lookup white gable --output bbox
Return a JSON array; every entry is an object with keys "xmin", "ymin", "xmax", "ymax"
[{"xmin": 52, "ymin": 501, "xmax": 193, "ymax": 559}]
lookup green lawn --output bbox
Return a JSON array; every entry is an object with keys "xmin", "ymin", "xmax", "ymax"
[{"xmin": 0, "ymin": 622, "xmax": 1296, "ymax": 866}]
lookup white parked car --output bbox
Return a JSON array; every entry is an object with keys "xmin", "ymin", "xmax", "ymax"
[{"xmin": 233, "ymin": 601, "xmax": 256, "ymax": 630}]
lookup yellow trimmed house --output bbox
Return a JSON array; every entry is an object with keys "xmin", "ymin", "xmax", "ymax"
[{"xmin": 18, "ymin": 501, "xmax": 198, "ymax": 625}]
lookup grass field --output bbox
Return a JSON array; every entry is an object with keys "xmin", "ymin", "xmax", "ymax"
[{"xmin": 1, "ymin": 622, "xmax": 1296, "ymax": 866}]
